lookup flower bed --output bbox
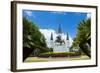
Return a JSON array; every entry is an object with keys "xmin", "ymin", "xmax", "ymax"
[{"xmin": 38, "ymin": 52, "xmax": 81, "ymax": 58}]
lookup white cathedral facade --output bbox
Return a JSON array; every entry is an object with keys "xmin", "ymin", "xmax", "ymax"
[{"xmin": 46, "ymin": 24, "xmax": 71, "ymax": 52}]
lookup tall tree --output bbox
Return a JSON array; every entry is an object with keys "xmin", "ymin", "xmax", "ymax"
[
  {"xmin": 23, "ymin": 17, "xmax": 48, "ymax": 61},
  {"xmin": 72, "ymin": 18, "xmax": 91, "ymax": 58}
]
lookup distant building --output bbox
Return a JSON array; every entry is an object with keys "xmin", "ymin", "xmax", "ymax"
[{"xmin": 47, "ymin": 24, "xmax": 71, "ymax": 52}]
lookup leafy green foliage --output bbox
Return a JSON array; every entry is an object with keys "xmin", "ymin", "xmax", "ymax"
[
  {"xmin": 23, "ymin": 17, "xmax": 47, "ymax": 48},
  {"xmin": 72, "ymin": 18, "xmax": 91, "ymax": 58},
  {"xmin": 23, "ymin": 17, "xmax": 50, "ymax": 61},
  {"xmin": 77, "ymin": 18, "xmax": 91, "ymax": 44}
]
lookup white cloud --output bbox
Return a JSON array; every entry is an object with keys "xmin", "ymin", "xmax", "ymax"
[
  {"xmin": 50, "ymin": 11, "xmax": 66, "ymax": 15},
  {"xmin": 25, "ymin": 11, "xmax": 32, "ymax": 16},
  {"xmin": 39, "ymin": 29, "xmax": 73, "ymax": 46},
  {"xmin": 25, "ymin": 10, "xmax": 36, "ymax": 18},
  {"xmin": 39, "ymin": 29, "xmax": 56, "ymax": 41},
  {"xmin": 87, "ymin": 13, "xmax": 91, "ymax": 19}
]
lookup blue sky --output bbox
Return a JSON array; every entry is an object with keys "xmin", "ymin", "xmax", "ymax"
[{"xmin": 23, "ymin": 10, "xmax": 89, "ymax": 38}]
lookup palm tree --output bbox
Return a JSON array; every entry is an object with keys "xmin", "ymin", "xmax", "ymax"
[
  {"xmin": 23, "ymin": 17, "xmax": 49, "ymax": 61},
  {"xmin": 72, "ymin": 18, "xmax": 91, "ymax": 58}
]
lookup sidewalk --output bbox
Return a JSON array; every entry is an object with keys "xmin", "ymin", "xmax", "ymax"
[{"xmin": 24, "ymin": 55, "xmax": 90, "ymax": 62}]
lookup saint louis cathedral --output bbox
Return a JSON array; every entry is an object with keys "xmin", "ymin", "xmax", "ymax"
[{"xmin": 46, "ymin": 24, "xmax": 71, "ymax": 52}]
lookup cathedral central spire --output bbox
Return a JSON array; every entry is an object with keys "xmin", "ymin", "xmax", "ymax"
[
  {"xmin": 50, "ymin": 33, "xmax": 53, "ymax": 40},
  {"xmin": 58, "ymin": 24, "xmax": 62, "ymax": 34},
  {"xmin": 66, "ymin": 33, "xmax": 69, "ymax": 40}
]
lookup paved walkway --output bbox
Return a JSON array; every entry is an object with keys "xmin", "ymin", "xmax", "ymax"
[{"xmin": 24, "ymin": 56, "xmax": 90, "ymax": 62}]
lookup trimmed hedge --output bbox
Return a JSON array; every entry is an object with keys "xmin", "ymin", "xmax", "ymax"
[{"xmin": 38, "ymin": 52, "xmax": 81, "ymax": 58}]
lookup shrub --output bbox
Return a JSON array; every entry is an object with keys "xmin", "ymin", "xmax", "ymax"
[{"xmin": 38, "ymin": 52, "xmax": 81, "ymax": 58}]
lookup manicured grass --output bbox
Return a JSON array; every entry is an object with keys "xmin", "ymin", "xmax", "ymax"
[{"xmin": 40, "ymin": 52, "xmax": 76, "ymax": 55}]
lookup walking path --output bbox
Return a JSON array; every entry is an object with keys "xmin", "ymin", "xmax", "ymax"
[{"xmin": 24, "ymin": 55, "xmax": 90, "ymax": 62}]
